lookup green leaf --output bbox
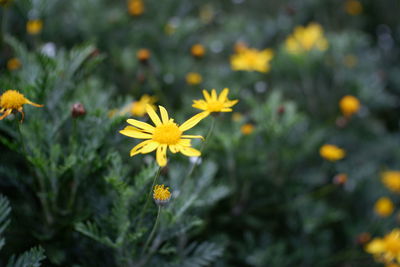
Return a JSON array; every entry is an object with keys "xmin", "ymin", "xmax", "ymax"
[{"xmin": 6, "ymin": 246, "xmax": 46, "ymax": 267}]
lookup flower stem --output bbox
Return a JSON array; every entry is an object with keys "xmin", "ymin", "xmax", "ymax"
[
  {"xmin": 137, "ymin": 167, "xmax": 162, "ymax": 228},
  {"xmin": 142, "ymin": 205, "xmax": 161, "ymax": 254},
  {"xmin": 16, "ymin": 121, "xmax": 28, "ymax": 156}
]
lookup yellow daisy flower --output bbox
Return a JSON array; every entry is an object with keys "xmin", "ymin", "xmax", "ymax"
[
  {"xmin": 339, "ymin": 95, "xmax": 360, "ymax": 117},
  {"xmin": 366, "ymin": 229, "xmax": 400, "ymax": 265},
  {"xmin": 319, "ymin": 144, "xmax": 346, "ymax": 161},
  {"xmin": 285, "ymin": 22, "xmax": 328, "ymax": 54},
  {"xmin": 128, "ymin": 0, "xmax": 144, "ymax": 16},
  {"xmin": 192, "ymin": 88, "xmax": 238, "ymax": 116},
  {"xmin": 0, "ymin": 90, "xmax": 43, "ymax": 121},
  {"xmin": 382, "ymin": 171, "xmax": 400, "ymax": 193},
  {"xmin": 26, "ymin": 19, "xmax": 43, "ymax": 35},
  {"xmin": 230, "ymin": 48, "xmax": 274, "ymax": 73},
  {"xmin": 186, "ymin": 72, "xmax": 203, "ymax": 85},
  {"xmin": 119, "ymin": 105, "xmax": 207, "ymax": 167},
  {"xmin": 130, "ymin": 94, "xmax": 157, "ymax": 117},
  {"xmin": 153, "ymin": 184, "xmax": 171, "ymax": 206},
  {"xmin": 374, "ymin": 197, "xmax": 394, "ymax": 217},
  {"xmin": 7, "ymin": 58, "xmax": 21, "ymax": 71}
]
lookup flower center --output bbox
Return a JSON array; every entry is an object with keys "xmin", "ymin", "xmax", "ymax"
[
  {"xmin": 207, "ymin": 100, "xmax": 224, "ymax": 112},
  {"xmin": 152, "ymin": 122, "xmax": 182, "ymax": 145},
  {"xmin": 153, "ymin": 185, "xmax": 171, "ymax": 201},
  {"xmin": 0, "ymin": 90, "xmax": 26, "ymax": 109}
]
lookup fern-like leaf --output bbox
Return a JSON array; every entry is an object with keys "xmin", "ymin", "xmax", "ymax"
[
  {"xmin": 0, "ymin": 195, "xmax": 11, "ymax": 251},
  {"xmin": 6, "ymin": 246, "xmax": 45, "ymax": 267},
  {"xmin": 180, "ymin": 242, "xmax": 224, "ymax": 267}
]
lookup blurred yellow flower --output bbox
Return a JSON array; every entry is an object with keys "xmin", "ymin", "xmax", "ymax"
[
  {"xmin": 192, "ymin": 88, "xmax": 238, "ymax": 117},
  {"xmin": 7, "ymin": 58, "xmax": 21, "ymax": 71},
  {"xmin": 186, "ymin": 72, "xmax": 203, "ymax": 85},
  {"xmin": 0, "ymin": 90, "xmax": 43, "ymax": 121},
  {"xmin": 153, "ymin": 184, "xmax": 171, "ymax": 206},
  {"xmin": 130, "ymin": 95, "xmax": 157, "ymax": 116},
  {"xmin": 374, "ymin": 197, "xmax": 394, "ymax": 217},
  {"xmin": 339, "ymin": 95, "xmax": 360, "ymax": 117},
  {"xmin": 333, "ymin": 173, "xmax": 348, "ymax": 185},
  {"xmin": 119, "ymin": 105, "xmax": 207, "ymax": 167},
  {"xmin": 382, "ymin": 171, "xmax": 400, "ymax": 193},
  {"xmin": 128, "ymin": 0, "xmax": 144, "ymax": 16},
  {"xmin": 285, "ymin": 23, "xmax": 328, "ymax": 54},
  {"xmin": 319, "ymin": 144, "xmax": 346, "ymax": 161},
  {"xmin": 230, "ymin": 48, "xmax": 274, "ymax": 73},
  {"xmin": 26, "ymin": 19, "xmax": 43, "ymax": 35},
  {"xmin": 232, "ymin": 112, "xmax": 243, "ymax": 122},
  {"xmin": 191, "ymin": 44, "xmax": 205, "ymax": 58},
  {"xmin": 164, "ymin": 23, "xmax": 177, "ymax": 35},
  {"xmin": 344, "ymin": 0, "xmax": 363, "ymax": 16},
  {"xmin": 241, "ymin": 123, "xmax": 255, "ymax": 135},
  {"xmin": 366, "ymin": 229, "xmax": 400, "ymax": 265},
  {"xmin": 137, "ymin": 49, "xmax": 151, "ymax": 63}
]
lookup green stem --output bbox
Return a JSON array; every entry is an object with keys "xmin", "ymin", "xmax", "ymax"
[
  {"xmin": 142, "ymin": 205, "xmax": 161, "ymax": 254},
  {"xmin": 137, "ymin": 167, "xmax": 162, "ymax": 229},
  {"xmin": 0, "ymin": 7, "xmax": 8, "ymax": 47},
  {"xmin": 16, "ymin": 121, "xmax": 28, "ymax": 156}
]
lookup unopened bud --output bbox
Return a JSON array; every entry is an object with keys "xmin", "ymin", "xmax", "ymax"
[{"xmin": 71, "ymin": 103, "xmax": 86, "ymax": 118}]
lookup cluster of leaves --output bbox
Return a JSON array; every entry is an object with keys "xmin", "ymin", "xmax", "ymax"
[{"xmin": 1, "ymin": 0, "xmax": 400, "ymax": 266}]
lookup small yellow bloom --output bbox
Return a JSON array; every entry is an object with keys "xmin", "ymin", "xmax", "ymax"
[
  {"xmin": 344, "ymin": 0, "xmax": 363, "ymax": 16},
  {"xmin": 0, "ymin": 90, "xmax": 43, "ymax": 121},
  {"xmin": 382, "ymin": 171, "xmax": 400, "ymax": 193},
  {"xmin": 241, "ymin": 123, "xmax": 255, "ymax": 135},
  {"xmin": 137, "ymin": 49, "xmax": 151, "ymax": 63},
  {"xmin": 26, "ymin": 19, "xmax": 43, "ymax": 35},
  {"xmin": 128, "ymin": 0, "xmax": 144, "ymax": 16},
  {"xmin": 333, "ymin": 173, "xmax": 348, "ymax": 185},
  {"xmin": 119, "ymin": 105, "xmax": 208, "ymax": 167},
  {"xmin": 339, "ymin": 95, "xmax": 360, "ymax": 117},
  {"xmin": 164, "ymin": 23, "xmax": 177, "ymax": 36},
  {"xmin": 230, "ymin": 48, "xmax": 274, "ymax": 73},
  {"xmin": 191, "ymin": 44, "xmax": 205, "ymax": 58},
  {"xmin": 366, "ymin": 229, "xmax": 400, "ymax": 265},
  {"xmin": 7, "ymin": 58, "xmax": 21, "ymax": 71},
  {"xmin": 374, "ymin": 197, "xmax": 394, "ymax": 217},
  {"xmin": 319, "ymin": 144, "xmax": 346, "ymax": 161},
  {"xmin": 285, "ymin": 23, "xmax": 328, "ymax": 54},
  {"xmin": 153, "ymin": 184, "xmax": 171, "ymax": 206},
  {"xmin": 186, "ymin": 72, "xmax": 203, "ymax": 85},
  {"xmin": 130, "ymin": 95, "xmax": 157, "ymax": 117},
  {"xmin": 231, "ymin": 112, "xmax": 243, "ymax": 122},
  {"xmin": 192, "ymin": 88, "xmax": 238, "ymax": 117}
]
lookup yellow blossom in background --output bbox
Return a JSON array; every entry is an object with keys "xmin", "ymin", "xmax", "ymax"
[
  {"xmin": 128, "ymin": 0, "xmax": 144, "ymax": 16},
  {"xmin": 339, "ymin": 95, "xmax": 360, "ymax": 117},
  {"xmin": 137, "ymin": 49, "xmax": 151, "ymax": 63},
  {"xmin": 374, "ymin": 197, "xmax": 394, "ymax": 217},
  {"xmin": 7, "ymin": 58, "xmax": 21, "ymax": 71},
  {"xmin": 230, "ymin": 48, "xmax": 274, "ymax": 73},
  {"xmin": 285, "ymin": 23, "xmax": 328, "ymax": 54},
  {"xmin": 234, "ymin": 41, "xmax": 248, "ymax": 53},
  {"xmin": 192, "ymin": 88, "xmax": 238, "ymax": 117},
  {"xmin": 119, "ymin": 105, "xmax": 208, "ymax": 167},
  {"xmin": 153, "ymin": 184, "xmax": 171, "ymax": 206},
  {"xmin": 241, "ymin": 123, "xmax": 255, "ymax": 135},
  {"xmin": 0, "ymin": 90, "xmax": 43, "ymax": 121},
  {"xmin": 26, "ymin": 19, "xmax": 43, "ymax": 35},
  {"xmin": 191, "ymin": 44, "xmax": 205, "ymax": 58},
  {"xmin": 365, "ymin": 229, "xmax": 400, "ymax": 265},
  {"xmin": 232, "ymin": 112, "xmax": 243, "ymax": 122},
  {"xmin": 382, "ymin": 171, "xmax": 400, "ymax": 193},
  {"xmin": 319, "ymin": 144, "xmax": 346, "ymax": 161},
  {"xmin": 164, "ymin": 23, "xmax": 177, "ymax": 35},
  {"xmin": 186, "ymin": 72, "xmax": 203, "ymax": 85},
  {"xmin": 199, "ymin": 4, "xmax": 215, "ymax": 24},
  {"xmin": 344, "ymin": 0, "xmax": 363, "ymax": 16},
  {"xmin": 130, "ymin": 95, "xmax": 157, "ymax": 116}
]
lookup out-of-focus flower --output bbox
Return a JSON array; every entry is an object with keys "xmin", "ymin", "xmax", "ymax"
[
  {"xmin": 164, "ymin": 23, "xmax": 177, "ymax": 35},
  {"xmin": 191, "ymin": 44, "xmax": 205, "ymax": 58},
  {"xmin": 374, "ymin": 197, "xmax": 394, "ymax": 217},
  {"xmin": 128, "ymin": 0, "xmax": 144, "ymax": 16},
  {"xmin": 365, "ymin": 229, "xmax": 400, "ymax": 265},
  {"xmin": 382, "ymin": 171, "xmax": 400, "ymax": 193},
  {"xmin": 71, "ymin": 103, "xmax": 86, "ymax": 118},
  {"xmin": 356, "ymin": 232, "xmax": 371, "ymax": 246},
  {"xmin": 344, "ymin": 0, "xmax": 363, "ymax": 16},
  {"xmin": 343, "ymin": 54, "xmax": 358, "ymax": 68},
  {"xmin": 199, "ymin": 4, "xmax": 215, "ymax": 24},
  {"xmin": 339, "ymin": 95, "xmax": 360, "ymax": 117},
  {"xmin": 26, "ymin": 19, "xmax": 43, "ymax": 35},
  {"xmin": 234, "ymin": 41, "xmax": 248, "ymax": 53},
  {"xmin": 230, "ymin": 48, "xmax": 274, "ymax": 73},
  {"xmin": 186, "ymin": 72, "xmax": 203, "ymax": 85},
  {"xmin": 41, "ymin": 42, "xmax": 56, "ymax": 57},
  {"xmin": 137, "ymin": 49, "xmax": 151, "ymax": 63},
  {"xmin": 232, "ymin": 112, "xmax": 243, "ymax": 122},
  {"xmin": 285, "ymin": 23, "xmax": 328, "ymax": 54},
  {"xmin": 241, "ymin": 123, "xmax": 255, "ymax": 135},
  {"xmin": 119, "ymin": 105, "xmax": 207, "ymax": 167},
  {"xmin": 7, "ymin": 58, "xmax": 21, "ymax": 71},
  {"xmin": 131, "ymin": 95, "xmax": 157, "ymax": 117},
  {"xmin": 192, "ymin": 88, "xmax": 238, "ymax": 117},
  {"xmin": 333, "ymin": 173, "xmax": 348, "ymax": 185},
  {"xmin": 319, "ymin": 144, "xmax": 346, "ymax": 161},
  {"xmin": 153, "ymin": 184, "xmax": 171, "ymax": 206},
  {"xmin": 0, "ymin": 90, "xmax": 43, "ymax": 121}
]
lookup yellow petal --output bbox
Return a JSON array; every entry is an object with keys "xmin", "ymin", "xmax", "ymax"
[
  {"xmin": 146, "ymin": 104, "xmax": 162, "ymax": 126},
  {"xmin": 130, "ymin": 140, "xmax": 153, "ymax": 156},
  {"xmin": 225, "ymin": 99, "xmax": 239, "ymax": 107},
  {"xmin": 211, "ymin": 89, "xmax": 217, "ymax": 100},
  {"xmin": 25, "ymin": 99, "xmax": 44, "ymax": 107},
  {"xmin": 365, "ymin": 239, "xmax": 385, "ymax": 254},
  {"xmin": 127, "ymin": 119, "xmax": 155, "ymax": 133},
  {"xmin": 120, "ymin": 127, "xmax": 153, "ymax": 139},
  {"xmin": 140, "ymin": 141, "xmax": 159, "ymax": 154},
  {"xmin": 202, "ymin": 90, "xmax": 211, "ymax": 102},
  {"xmin": 0, "ymin": 109, "xmax": 12, "ymax": 120},
  {"xmin": 159, "ymin": 105, "xmax": 169, "ymax": 124},
  {"xmin": 178, "ymin": 139, "xmax": 191, "ymax": 146},
  {"xmin": 218, "ymin": 88, "xmax": 229, "ymax": 102},
  {"xmin": 169, "ymin": 145, "xmax": 179, "ymax": 153},
  {"xmin": 179, "ymin": 111, "xmax": 208, "ymax": 132},
  {"xmin": 156, "ymin": 144, "xmax": 168, "ymax": 166},
  {"xmin": 179, "ymin": 146, "xmax": 201, "ymax": 157},
  {"xmin": 181, "ymin": 135, "xmax": 204, "ymax": 140}
]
